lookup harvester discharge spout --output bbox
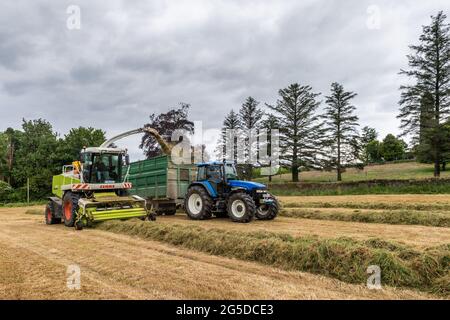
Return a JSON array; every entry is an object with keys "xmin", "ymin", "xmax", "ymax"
[{"xmin": 100, "ymin": 127, "xmax": 173, "ymax": 156}]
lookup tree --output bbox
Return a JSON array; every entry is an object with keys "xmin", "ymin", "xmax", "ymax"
[
  {"xmin": 398, "ymin": 11, "xmax": 450, "ymax": 177},
  {"xmin": 419, "ymin": 91, "xmax": 435, "ymax": 146},
  {"xmin": 259, "ymin": 114, "xmax": 280, "ymax": 182},
  {"xmin": 12, "ymin": 119, "xmax": 61, "ymax": 200},
  {"xmin": 238, "ymin": 96, "xmax": 264, "ymax": 180},
  {"xmin": 360, "ymin": 126, "xmax": 379, "ymax": 163},
  {"xmin": 361, "ymin": 126, "xmax": 378, "ymax": 146},
  {"xmin": 442, "ymin": 120, "xmax": 450, "ymax": 170},
  {"xmin": 268, "ymin": 83, "xmax": 324, "ymax": 182},
  {"xmin": 322, "ymin": 82, "xmax": 359, "ymax": 181},
  {"xmin": 380, "ymin": 134, "xmax": 406, "ymax": 161},
  {"xmin": 417, "ymin": 121, "xmax": 450, "ymax": 170},
  {"xmin": 59, "ymin": 127, "xmax": 106, "ymax": 163},
  {"xmin": 141, "ymin": 103, "xmax": 194, "ymax": 158},
  {"xmin": 366, "ymin": 140, "xmax": 382, "ymax": 163},
  {"xmin": 0, "ymin": 180, "xmax": 12, "ymax": 202},
  {"xmin": 216, "ymin": 109, "xmax": 240, "ymax": 161},
  {"xmin": 3, "ymin": 128, "xmax": 21, "ymax": 185},
  {"xmin": 0, "ymin": 133, "xmax": 8, "ymax": 181}
]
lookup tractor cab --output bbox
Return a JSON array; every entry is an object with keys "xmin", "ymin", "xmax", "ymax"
[
  {"xmin": 196, "ymin": 161, "xmax": 268, "ymax": 195},
  {"xmin": 196, "ymin": 162, "xmax": 238, "ymax": 195},
  {"xmin": 79, "ymin": 147, "xmax": 129, "ymax": 184}
]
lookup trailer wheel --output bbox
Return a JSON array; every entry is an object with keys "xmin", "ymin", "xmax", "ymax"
[
  {"xmin": 63, "ymin": 191, "xmax": 80, "ymax": 227},
  {"xmin": 184, "ymin": 186, "xmax": 212, "ymax": 220},
  {"xmin": 227, "ymin": 193, "xmax": 255, "ymax": 223},
  {"xmin": 255, "ymin": 195, "xmax": 279, "ymax": 220},
  {"xmin": 45, "ymin": 202, "xmax": 61, "ymax": 225}
]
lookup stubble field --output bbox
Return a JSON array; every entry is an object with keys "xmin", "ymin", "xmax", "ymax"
[{"xmin": 1, "ymin": 194, "xmax": 449, "ymax": 299}]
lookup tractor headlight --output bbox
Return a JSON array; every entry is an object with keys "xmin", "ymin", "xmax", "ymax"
[{"xmin": 255, "ymin": 189, "xmax": 266, "ymax": 193}]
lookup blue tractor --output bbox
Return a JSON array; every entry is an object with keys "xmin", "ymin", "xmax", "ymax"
[{"xmin": 184, "ymin": 161, "xmax": 279, "ymax": 223}]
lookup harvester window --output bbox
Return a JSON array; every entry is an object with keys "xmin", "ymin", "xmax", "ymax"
[{"xmin": 91, "ymin": 154, "xmax": 120, "ymax": 183}]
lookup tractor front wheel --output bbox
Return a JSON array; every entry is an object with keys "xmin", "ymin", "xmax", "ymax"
[
  {"xmin": 62, "ymin": 191, "xmax": 80, "ymax": 227},
  {"xmin": 255, "ymin": 195, "xmax": 279, "ymax": 220},
  {"xmin": 45, "ymin": 202, "xmax": 61, "ymax": 225},
  {"xmin": 227, "ymin": 193, "xmax": 255, "ymax": 223},
  {"xmin": 184, "ymin": 186, "xmax": 213, "ymax": 220}
]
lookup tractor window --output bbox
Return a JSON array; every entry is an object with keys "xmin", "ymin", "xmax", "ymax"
[
  {"xmin": 206, "ymin": 166, "xmax": 222, "ymax": 181},
  {"xmin": 197, "ymin": 167, "xmax": 206, "ymax": 180},
  {"xmin": 91, "ymin": 154, "xmax": 121, "ymax": 183},
  {"xmin": 225, "ymin": 164, "xmax": 238, "ymax": 180}
]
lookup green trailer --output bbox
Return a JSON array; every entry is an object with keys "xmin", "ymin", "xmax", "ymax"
[{"xmin": 125, "ymin": 155, "xmax": 196, "ymax": 215}]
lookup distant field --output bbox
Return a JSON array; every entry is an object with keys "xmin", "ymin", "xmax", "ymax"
[{"xmin": 256, "ymin": 161, "xmax": 450, "ymax": 183}]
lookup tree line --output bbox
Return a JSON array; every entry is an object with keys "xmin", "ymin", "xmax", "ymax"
[
  {"xmin": 0, "ymin": 120, "xmax": 105, "ymax": 202},
  {"xmin": 216, "ymin": 11, "xmax": 450, "ymax": 182},
  {"xmin": 217, "ymin": 84, "xmax": 413, "ymax": 182}
]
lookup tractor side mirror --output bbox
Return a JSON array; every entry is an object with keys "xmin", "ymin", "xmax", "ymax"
[{"xmin": 125, "ymin": 154, "xmax": 130, "ymax": 166}]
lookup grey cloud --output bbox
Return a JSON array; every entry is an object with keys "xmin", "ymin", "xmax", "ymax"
[{"xmin": 0, "ymin": 0, "xmax": 448, "ymax": 159}]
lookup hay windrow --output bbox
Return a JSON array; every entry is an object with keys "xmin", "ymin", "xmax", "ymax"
[
  {"xmin": 282, "ymin": 201, "xmax": 450, "ymax": 211},
  {"xmin": 24, "ymin": 209, "xmax": 43, "ymax": 215},
  {"xmin": 96, "ymin": 219, "xmax": 449, "ymax": 296},
  {"xmin": 280, "ymin": 208, "xmax": 450, "ymax": 227}
]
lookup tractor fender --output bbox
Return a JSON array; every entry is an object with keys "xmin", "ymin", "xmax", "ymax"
[
  {"xmin": 187, "ymin": 181, "xmax": 217, "ymax": 198},
  {"xmin": 48, "ymin": 196, "xmax": 62, "ymax": 205}
]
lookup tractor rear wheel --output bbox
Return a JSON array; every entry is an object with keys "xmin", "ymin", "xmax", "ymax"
[
  {"xmin": 184, "ymin": 186, "xmax": 213, "ymax": 220},
  {"xmin": 45, "ymin": 202, "xmax": 61, "ymax": 225},
  {"xmin": 255, "ymin": 195, "xmax": 279, "ymax": 220},
  {"xmin": 62, "ymin": 191, "xmax": 80, "ymax": 227},
  {"xmin": 227, "ymin": 193, "xmax": 255, "ymax": 223}
]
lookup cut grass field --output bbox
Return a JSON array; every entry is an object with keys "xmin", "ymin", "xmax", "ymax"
[
  {"xmin": 278, "ymin": 194, "xmax": 450, "ymax": 210},
  {"xmin": 256, "ymin": 161, "xmax": 450, "ymax": 183},
  {"xmin": 0, "ymin": 206, "xmax": 434, "ymax": 299},
  {"xmin": 97, "ymin": 219, "xmax": 449, "ymax": 295},
  {"xmin": 0, "ymin": 201, "xmax": 46, "ymax": 208},
  {"xmin": 281, "ymin": 207, "xmax": 450, "ymax": 227},
  {"xmin": 278, "ymin": 194, "xmax": 450, "ymax": 227},
  {"xmin": 1, "ymin": 194, "xmax": 449, "ymax": 299},
  {"xmin": 94, "ymin": 193, "xmax": 450, "ymax": 295},
  {"xmin": 155, "ymin": 214, "xmax": 450, "ymax": 249}
]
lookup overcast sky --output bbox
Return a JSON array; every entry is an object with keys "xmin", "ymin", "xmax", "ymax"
[{"xmin": 0, "ymin": 0, "xmax": 448, "ymax": 160}]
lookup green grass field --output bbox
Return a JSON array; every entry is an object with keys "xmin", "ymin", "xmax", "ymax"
[{"xmin": 256, "ymin": 161, "xmax": 450, "ymax": 183}]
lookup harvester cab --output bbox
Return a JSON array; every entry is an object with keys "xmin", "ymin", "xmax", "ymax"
[
  {"xmin": 45, "ymin": 128, "xmax": 170, "ymax": 230},
  {"xmin": 184, "ymin": 161, "xmax": 279, "ymax": 222},
  {"xmin": 79, "ymin": 147, "xmax": 128, "ymax": 185}
]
